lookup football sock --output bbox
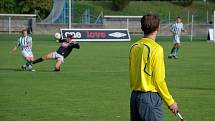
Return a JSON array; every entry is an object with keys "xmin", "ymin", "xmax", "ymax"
[
  {"xmin": 26, "ymin": 61, "xmax": 32, "ymax": 66},
  {"xmin": 173, "ymin": 48, "xmax": 180, "ymax": 56},
  {"xmin": 173, "ymin": 48, "xmax": 177, "ymax": 56},
  {"xmin": 175, "ymin": 48, "xmax": 180, "ymax": 55},
  {"xmin": 25, "ymin": 61, "xmax": 33, "ymax": 70},
  {"xmin": 170, "ymin": 47, "xmax": 175, "ymax": 54},
  {"xmin": 33, "ymin": 58, "xmax": 44, "ymax": 64}
]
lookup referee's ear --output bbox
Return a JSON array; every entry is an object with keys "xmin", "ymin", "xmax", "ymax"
[{"xmin": 157, "ymin": 25, "xmax": 160, "ymax": 32}]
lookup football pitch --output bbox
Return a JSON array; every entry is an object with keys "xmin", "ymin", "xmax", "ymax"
[{"xmin": 0, "ymin": 35, "xmax": 215, "ymax": 121}]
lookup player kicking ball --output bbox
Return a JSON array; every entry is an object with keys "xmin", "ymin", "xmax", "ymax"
[
  {"xmin": 32, "ymin": 33, "xmax": 80, "ymax": 71},
  {"xmin": 168, "ymin": 17, "xmax": 186, "ymax": 59},
  {"xmin": 11, "ymin": 29, "xmax": 35, "ymax": 71}
]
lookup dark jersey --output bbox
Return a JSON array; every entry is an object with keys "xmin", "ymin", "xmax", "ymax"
[{"xmin": 56, "ymin": 39, "xmax": 80, "ymax": 58}]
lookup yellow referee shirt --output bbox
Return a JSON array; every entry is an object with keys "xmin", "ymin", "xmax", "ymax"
[{"xmin": 129, "ymin": 38, "xmax": 174, "ymax": 106}]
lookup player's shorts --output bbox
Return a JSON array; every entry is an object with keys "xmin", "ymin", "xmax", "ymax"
[
  {"xmin": 22, "ymin": 50, "xmax": 33, "ymax": 58},
  {"xmin": 52, "ymin": 52, "xmax": 64, "ymax": 63},
  {"xmin": 173, "ymin": 35, "xmax": 180, "ymax": 44}
]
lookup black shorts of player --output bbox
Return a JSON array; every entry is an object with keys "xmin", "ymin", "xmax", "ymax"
[{"xmin": 130, "ymin": 91, "xmax": 163, "ymax": 121}]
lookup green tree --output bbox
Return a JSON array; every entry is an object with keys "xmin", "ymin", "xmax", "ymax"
[
  {"xmin": 19, "ymin": 0, "xmax": 52, "ymax": 19},
  {"xmin": 112, "ymin": 0, "xmax": 130, "ymax": 11},
  {"xmin": 180, "ymin": 0, "xmax": 193, "ymax": 6},
  {"xmin": 171, "ymin": 0, "xmax": 193, "ymax": 7},
  {"xmin": 0, "ymin": 0, "xmax": 17, "ymax": 13}
]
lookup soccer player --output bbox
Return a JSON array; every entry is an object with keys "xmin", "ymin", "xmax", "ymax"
[
  {"xmin": 11, "ymin": 29, "xmax": 35, "ymax": 71},
  {"xmin": 129, "ymin": 13, "xmax": 178, "ymax": 121},
  {"xmin": 32, "ymin": 34, "xmax": 80, "ymax": 71},
  {"xmin": 168, "ymin": 16, "xmax": 186, "ymax": 59}
]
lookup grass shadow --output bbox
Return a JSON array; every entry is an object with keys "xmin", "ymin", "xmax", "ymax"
[
  {"xmin": 0, "ymin": 67, "xmax": 22, "ymax": 72},
  {"xmin": 0, "ymin": 68, "xmax": 53, "ymax": 73},
  {"xmin": 174, "ymin": 86, "xmax": 215, "ymax": 91}
]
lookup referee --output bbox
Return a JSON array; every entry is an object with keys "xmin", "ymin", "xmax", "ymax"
[{"xmin": 129, "ymin": 13, "xmax": 178, "ymax": 121}]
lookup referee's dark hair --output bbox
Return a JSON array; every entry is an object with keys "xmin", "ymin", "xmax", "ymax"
[{"xmin": 141, "ymin": 13, "xmax": 160, "ymax": 35}]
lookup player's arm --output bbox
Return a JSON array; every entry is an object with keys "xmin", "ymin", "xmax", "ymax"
[
  {"xmin": 182, "ymin": 29, "xmax": 186, "ymax": 33},
  {"xmin": 11, "ymin": 47, "xmax": 17, "ymax": 53},
  {"xmin": 72, "ymin": 43, "xmax": 80, "ymax": 49},
  {"xmin": 10, "ymin": 39, "xmax": 20, "ymax": 53},
  {"xmin": 69, "ymin": 40, "xmax": 80, "ymax": 49},
  {"xmin": 57, "ymin": 38, "xmax": 65, "ymax": 43},
  {"xmin": 170, "ymin": 25, "xmax": 177, "ymax": 35},
  {"xmin": 181, "ymin": 23, "xmax": 187, "ymax": 33},
  {"xmin": 152, "ymin": 47, "xmax": 178, "ymax": 113}
]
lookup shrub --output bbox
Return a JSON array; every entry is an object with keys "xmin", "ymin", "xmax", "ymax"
[{"xmin": 112, "ymin": 0, "xmax": 130, "ymax": 11}]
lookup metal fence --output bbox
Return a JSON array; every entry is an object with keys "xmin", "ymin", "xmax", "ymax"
[
  {"xmin": 103, "ymin": 11, "xmax": 214, "ymax": 41},
  {"xmin": 0, "ymin": 14, "xmax": 36, "ymax": 34},
  {"xmin": 0, "ymin": 11, "xmax": 214, "ymax": 39}
]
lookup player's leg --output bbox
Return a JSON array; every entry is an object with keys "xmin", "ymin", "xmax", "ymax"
[
  {"xmin": 33, "ymin": 52, "xmax": 53, "ymax": 64},
  {"xmin": 54, "ymin": 54, "xmax": 64, "ymax": 71},
  {"xmin": 168, "ymin": 35, "xmax": 179, "ymax": 59},
  {"xmin": 168, "ymin": 46, "xmax": 175, "ymax": 59},
  {"xmin": 173, "ymin": 43, "xmax": 181, "ymax": 59},
  {"xmin": 168, "ymin": 35, "xmax": 177, "ymax": 59},
  {"xmin": 172, "ymin": 35, "xmax": 181, "ymax": 59},
  {"xmin": 25, "ymin": 56, "xmax": 34, "ymax": 71},
  {"xmin": 170, "ymin": 46, "xmax": 175, "ymax": 55},
  {"xmin": 21, "ymin": 51, "xmax": 34, "ymax": 71},
  {"xmin": 54, "ymin": 60, "xmax": 62, "ymax": 71},
  {"xmin": 43, "ymin": 52, "xmax": 54, "ymax": 60}
]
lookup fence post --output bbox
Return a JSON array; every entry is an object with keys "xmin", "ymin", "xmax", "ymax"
[
  {"xmin": 69, "ymin": 0, "xmax": 72, "ymax": 28},
  {"xmin": 207, "ymin": 10, "xmax": 209, "ymax": 24},
  {"xmin": 32, "ymin": 18, "xmax": 36, "ymax": 34},
  {"xmin": 72, "ymin": 0, "xmax": 74, "ymax": 23},
  {"xmin": 8, "ymin": 17, "xmax": 11, "ymax": 34},
  {"xmin": 213, "ymin": 11, "xmax": 215, "ymax": 42},
  {"xmin": 190, "ymin": 14, "xmax": 194, "ymax": 41},
  {"xmin": 88, "ymin": 8, "xmax": 91, "ymax": 24},
  {"xmin": 127, "ymin": 18, "xmax": 129, "ymax": 30},
  {"xmin": 187, "ymin": 10, "xmax": 190, "ymax": 24}
]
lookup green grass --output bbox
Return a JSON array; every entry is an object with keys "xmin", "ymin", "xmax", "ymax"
[
  {"xmin": 0, "ymin": 35, "xmax": 215, "ymax": 121},
  {"xmin": 73, "ymin": 1, "xmax": 215, "ymax": 23}
]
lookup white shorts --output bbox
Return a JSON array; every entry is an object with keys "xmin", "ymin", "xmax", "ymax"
[
  {"xmin": 52, "ymin": 52, "xmax": 64, "ymax": 62},
  {"xmin": 22, "ymin": 50, "xmax": 33, "ymax": 58},
  {"xmin": 173, "ymin": 35, "xmax": 180, "ymax": 44}
]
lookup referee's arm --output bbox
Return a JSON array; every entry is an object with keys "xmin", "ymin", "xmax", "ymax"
[{"xmin": 152, "ymin": 47, "xmax": 175, "ymax": 106}]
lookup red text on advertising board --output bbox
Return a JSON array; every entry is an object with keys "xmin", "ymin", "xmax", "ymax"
[{"xmin": 86, "ymin": 31, "xmax": 106, "ymax": 38}]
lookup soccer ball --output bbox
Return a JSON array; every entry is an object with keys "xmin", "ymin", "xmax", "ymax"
[{"xmin": 54, "ymin": 33, "xmax": 61, "ymax": 39}]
